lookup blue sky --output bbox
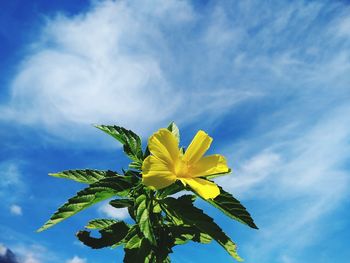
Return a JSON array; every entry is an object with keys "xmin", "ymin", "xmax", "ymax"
[{"xmin": 0, "ymin": 0, "xmax": 350, "ymax": 262}]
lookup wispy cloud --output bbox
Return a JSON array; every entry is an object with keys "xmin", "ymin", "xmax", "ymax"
[
  {"xmin": 13, "ymin": 244, "xmax": 49, "ymax": 263},
  {"xmin": 10, "ymin": 204, "xmax": 22, "ymax": 216},
  {"xmin": 0, "ymin": 162, "xmax": 24, "ymax": 203},
  {"xmin": 98, "ymin": 202, "xmax": 129, "ymax": 220},
  {"xmin": 0, "ymin": 244, "xmax": 7, "ymax": 256},
  {"xmin": 217, "ymin": 95, "xmax": 350, "ymax": 262},
  {"xmin": 66, "ymin": 256, "xmax": 86, "ymax": 263},
  {"xmin": 0, "ymin": 162, "xmax": 21, "ymax": 189},
  {"xmin": 0, "ymin": 0, "xmax": 259, "ymax": 143},
  {"xmin": 0, "ymin": 226, "xmax": 64, "ymax": 263}
]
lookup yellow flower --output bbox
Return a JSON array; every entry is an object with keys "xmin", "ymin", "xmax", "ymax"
[{"xmin": 141, "ymin": 128, "xmax": 230, "ymax": 199}]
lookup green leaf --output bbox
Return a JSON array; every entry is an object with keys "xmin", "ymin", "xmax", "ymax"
[
  {"xmin": 178, "ymin": 194, "xmax": 197, "ymax": 203},
  {"xmin": 129, "ymin": 160, "xmax": 143, "ymax": 170},
  {"xmin": 206, "ymin": 187, "xmax": 258, "ymax": 229},
  {"xmin": 49, "ymin": 169, "xmax": 118, "ymax": 184},
  {"xmin": 120, "ymin": 225, "xmax": 139, "ymax": 248},
  {"xmin": 168, "ymin": 225, "xmax": 212, "ymax": 245},
  {"xmin": 161, "ymin": 197, "xmax": 243, "ymax": 261},
  {"xmin": 153, "ymin": 202, "xmax": 162, "ymax": 213},
  {"xmin": 86, "ymin": 219, "xmax": 118, "ymax": 230},
  {"xmin": 197, "ymin": 232, "xmax": 212, "ymax": 244},
  {"xmin": 95, "ymin": 125, "xmax": 143, "ymax": 163},
  {"xmin": 77, "ymin": 221, "xmax": 129, "ymax": 249},
  {"xmin": 123, "ymin": 238, "xmax": 153, "ymax": 263},
  {"xmin": 157, "ymin": 181, "xmax": 184, "ymax": 198},
  {"xmin": 135, "ymin": 194, "xmax": 156, "ymax": 245},
  {"xmin": 123, "ymin": 169, "xmax": 141, "ymax": 178},
  {"xmin": 110, "ymin": 198, "xmax": 133, "ymax": 208},
  {"xmin": 167, "ymin": 122, "xmax": 180, "ymax": 142},
  {"xmin": 37, "ymin": 176, "xmax": 137, "ymax": 232},
  {"xmin": 125, "ymin": 230, "xmax": 143, "ymax": 249}
]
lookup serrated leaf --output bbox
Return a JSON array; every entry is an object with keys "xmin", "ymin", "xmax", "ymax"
[
  {"xmin": 207, "ymin": 187, "xmax": 258, "ymax": 229},
  {"xmin": 161, "ymin": 197, "xmax": 243, "ymax": 261},
  {"xmin": 77, "ymin": 221, "xmax": 129, "ymax": 249},
  {"xmin": 110, "ymin": 198, "xmax": 133, "ymax": 208},
  {"xmin": 129, "ymin": 160, "xmax": 142, "ymax": 170},
  {"xmin": 135, "ymin": 194, "xmax": 156, "ymax": 245},
  {"xmin": 123, "ymin": 169, "xmax": 141, "ymax": 178},
  {"xmin": 168, "ymin": 225, "xmax": 212, "ymax": 245},
  {"xmin": 153, "ymin": 202, "xmax": 162, "ymax": 213},
  {"xmin": 197, "ymin": 232, "xmax": 212, "ymax": 244},
  {"xmin": 178, "ymin": 194, "xmax": 197, "ymax": 203},
  {"xmin": 95, "ymin": 125, "xmax": 143, "ymax": 163},
  {"xmin": 124, "ymin": 238, "xmax": 153, "ymax": 263},
  {"xmin": 38, "ymin": 176, "xmax": 137, "ymax": 232},
  {"xmin": 49, "ymin": 169, "xmax": 118, "ymax": 184},
  {"xmin": 167, "ymin": 122, "xmax": 180, "ymax": 142},
  {"xmin": 157, "ymin": 181, "xmax": 184, "ymax": 198},
  {"xmin": 120, "ymin": 225, "xmax": 138, "ymax": 247},
  {"xmin": 125, "ymin": 232, "xmax": 142, "ymax": 249},
  {"xmin": 86, "ymin": 219, "xmax": 118, "ymax": 230}
]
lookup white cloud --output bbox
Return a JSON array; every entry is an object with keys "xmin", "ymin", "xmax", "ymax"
[
  {"xmin": 0, "ymin": 163, "xmax": 21, "ymax": 189},
  {"xmin": 217, "ymin": 104, "xmax": 350, "ymax": 261},
  {"xmin": 218, "ymin": 151, "xmax": 281, "ymax": 198},
  {"xmin": 0, "ymin": 162, "xmax": 24, "ymax": 204},
  {"xmin": 10, "ymin": 204, "xmax": 22, "ymax": 216},
  {"xmin": 335, "ymin": 15, "xmax": 350, "ymax": 38},
  {"xmin": 0, "ymin": 0, "xmax": 258, "ymax": 143},
  {"xmin": 66, "ymin": 256, "xmax": 86, "ymax": 263},
  {"xmin": 23, "ymin": 253, "xmax": 41, "ymax": 263},
  {"xmin": 0, "ymin": 1, "xmax": 348, "ymax": 146},
  {"xmin": 13, "ymin": 244, "xmax": 44, "ymax": 263},
  {"xmin": 12, "ymin": 243, "xmax": 60, "ymax": 263},
  {"xmin": 98, "ymin": 202, "xmax": 129, "ymax": 220},
  {"xmin": 0, "ymin": 243, "xmax": 7, "ymax": 256}
]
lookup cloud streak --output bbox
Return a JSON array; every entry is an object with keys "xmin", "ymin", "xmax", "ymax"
[
  {"xmin": 217, "ymin": 81, "xmax": 350, "ymax": 261},
  {"xmin": 0, "ymin": 0, "xmax": 260, "ymax": 143},
  {"xmin": 98, "ymin": 202, "xmax": 129, "ymax": 220},
  {"xmin": 10, "ymin": 204, "xmax": 22, "ymax": 216}
]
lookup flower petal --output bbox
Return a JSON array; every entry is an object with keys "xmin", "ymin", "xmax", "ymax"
[
  {"xmin": 183, "ymin": 130, "xmax": 213, "ymax": 164},
  {"xmin": 190, "ymin": 154, "xmax": 229, "ymax": 177},
  {"xmin": 142, "ymin": 155, "xmax": 176, "ymax": 189},
  {"xmin": 181, "ymin": 177, "xmax": 220, "ymax": 200},
  {"xmin": 148, "ymin": 128, "xmax": 180, "ymax": 165}
]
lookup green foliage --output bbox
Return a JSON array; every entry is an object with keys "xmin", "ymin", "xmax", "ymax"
[
  {"xmin": 95, "ymin": 125, "xmax": 143, "ymax": 169},
  {"xmin": 110, "ymin": 198, "xmax": 133, "ymax": 208},
  {"xmin": 167, "ymin": 225, "xmax": 212, "ymax": 245},
  {"xmin": 37, "ymin": 176, "xmax": 137, "ymax": 232},
  {"xmin": 49, "ymin": 169, "xmax": 117, "ymax": 184},
  {"xmin": 167, "ymin": 122, "xmax": 180, "ymax": 142},
  {"xmin": 38, "ymin": 122, "xmax": 257, "ymax": 262},
  {"xmin": 135, "ymin": 194, "xmax": 156, "ymax": 245},
  {"xmin": 157, "ymin": 181, "xmax": 184, "ymax": 198},
  {"xmin": 206, "ymin": 187, "xmax": 258, "ymax": 229},
  {"xmin": 85, "ymin": 219, "xmax": 119, "ymax": 230},
  {"xmin": 77, "ymin": 221, "xmax": 129, "ymax": 249},
  {"xmin": 161, "ymin": 197, "xmax": 243, "ymax": 261},
  {"xmin": 124, "ymin": 238, "xmax": 153, "ymax": 263}
]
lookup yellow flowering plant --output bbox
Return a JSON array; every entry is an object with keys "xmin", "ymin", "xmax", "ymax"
[{"xmin": 38, "ymin": 122, "xmax": 257, "ymax": 262}]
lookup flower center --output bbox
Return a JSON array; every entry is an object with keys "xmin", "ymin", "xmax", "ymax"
[{"xmin": 174, "ymin": 158, "xmax": 190, "ymax": 178}]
